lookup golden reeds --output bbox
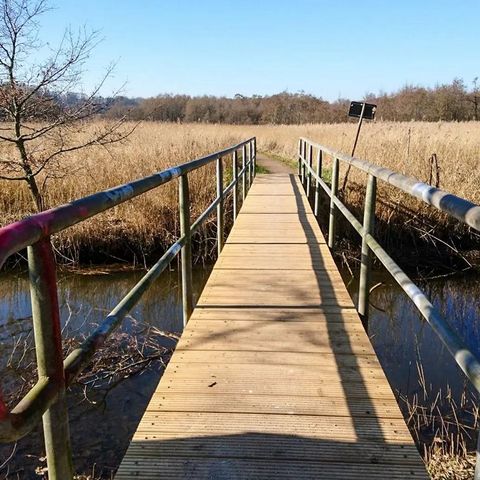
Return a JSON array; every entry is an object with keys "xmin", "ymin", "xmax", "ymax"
[{"xmin": 0, "ymin": 121, "xmax": 479, "ymax": 264}]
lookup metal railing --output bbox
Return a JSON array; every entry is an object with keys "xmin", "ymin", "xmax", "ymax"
[
  {"xmin": 0, "ymin": 137, "xmax": 257, "ymax": 479},
  {"xmin": 298, "ymin": 137, "xmax": 480, "ymax": 478}
]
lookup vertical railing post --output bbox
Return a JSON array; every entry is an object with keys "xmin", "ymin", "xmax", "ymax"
[
  {"xmin": 233, "ymin": 150, "xmax": 238, "ymax": 219},
  {"xmin": 328, "ymin": 156, "xmax": 339, "ymax": 249},
  {"xmin": 358, "ymin": 174, "xmax": 377, "ymax": 323},
  {"xmin": 306, "ymin": 143, "xmax": 313, "ymax": 198},
  {"xmin": 298, "ymin": 139, "xmax": 302, "ymax": 177},
  {"xmin": 314, "ymin": 148, "xmax": 322, "ymax": 216},
  {"xmin": 179, "ymin": 174, "xmax": 193, "ymax": 326},
  {"xmin": 216, "ymin": 156, "xmax": 224, "ymax": 255},
  {"xmin": 252, "ymin": 138, "xmax": 257, "ymax": 179},
  {"xmin": 242, "ymin": 144, "xmax": 247, "ymax": 201},
  {"xmin": 301, "ymin": 141, "xmax": 306, "ymax": 186},
  {"xmin": 28, "ymin": 239, "xmax": 73, "ymax": 480},
  {"xmin": 247, "ymin": 142, "xmax": 252, "ymax": 189}
]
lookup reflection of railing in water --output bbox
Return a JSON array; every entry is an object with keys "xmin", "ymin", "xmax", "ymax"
[
  {"xmin": 298, "ymin": 136, "xmax": 480, "ymax": 478},
  {"xmin": 0, "ymin": 137, "xmax": 256, "ymax": 479}
]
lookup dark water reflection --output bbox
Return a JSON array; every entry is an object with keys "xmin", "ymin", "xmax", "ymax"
[
  {"xmin": 0, "ymin": 266, "xmax": 211, "ymax": 479},
  {"xmin": 343, "ymin": 269, "xmax": 480, "ymax": 439},
  {"xmin": 0, "ymin": 265, "xmax": 479, "ymax": 477}
]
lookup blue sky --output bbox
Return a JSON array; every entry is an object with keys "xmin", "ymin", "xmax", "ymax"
[{"xmin": 38, "ymin": 0, "xmax": 479, "ymax": 101}]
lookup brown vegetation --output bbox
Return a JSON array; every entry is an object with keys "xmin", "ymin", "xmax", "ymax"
[{"xmin": 0, "ymin": 120, "xmax": 479, "ymax": 267}]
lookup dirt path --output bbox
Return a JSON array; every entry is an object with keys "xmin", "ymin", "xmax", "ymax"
[{"xmin": 256, "ymin": 153, "xmax": 294, "ymax": 173}]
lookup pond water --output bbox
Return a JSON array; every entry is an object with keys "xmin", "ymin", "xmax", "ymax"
[
  {"xmin": 0, "ymin": 265, "xmax": 479, "ymax": 478},
  {"xmin": 0, "ymin": 266, "xmax": 211, "ymax": 479}
]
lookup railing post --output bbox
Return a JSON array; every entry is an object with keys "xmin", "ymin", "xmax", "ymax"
[
  {"xmin": 306, "ymin": 143, "xmax": 313, "ymax": 198},
  {"xmin": 233, "ymin": 150, "xmax": 238, "ymax": 219},
  {"xmin": 242, "ymin": 144, "xmax": 247, "ymax": 201},
  {"xmin": 247, "ymin": 142, "xmax": 252, "ymax": 189},
  {"xmin": 253, "ymin": 137, "xmax": 257, "ymax": 178},
  {"xmin": 328, "ymin": 156, "xmax": 339, "ymax": 249},
  {"xmin": 28, "ymin": 239, "xmax": 73, "ymax": 480},
  {"xmin": 298, "ymin": 139, "xmax": 302, "ymax": 177},
  {"xmin": 314, "ymin": 149, "xmax": 322, "ymax": 216},
  {"xmin": 358, "ymin": 174, "xmax": 377, "ymax": 322},
  {"xmin": 301, "ymin": 141, "xmax": 306, "ymax": 186},
  {"xmin": 179, "ymin": 174, "xmax": 193, "ymax": 326},
  {"xmin": 216, "ymin": 156, "xmax": 224, "ymax": 255}
]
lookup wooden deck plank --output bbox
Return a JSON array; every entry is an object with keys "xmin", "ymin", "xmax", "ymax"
[
  {"xmin": 147, "ymin": 392, "xmax": 405, "ymax": 418},
  {"xmin": 116, "ymin": 173, "xmax": 427, "ymax": 479}
]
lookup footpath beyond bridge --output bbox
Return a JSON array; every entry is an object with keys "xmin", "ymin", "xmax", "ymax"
[{"xmin": 116, "ymin": 172, "xmax": 428, "ymax": 479}]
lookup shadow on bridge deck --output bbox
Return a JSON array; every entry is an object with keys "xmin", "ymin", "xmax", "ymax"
[{"xmin": 115, "ymin": 173, "xmax": 428, "ymax": 479}]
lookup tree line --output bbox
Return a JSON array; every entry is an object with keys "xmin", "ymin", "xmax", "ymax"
[{"xmin": 103, "ymin": 78, "xmax": 480, "ymax": 124}]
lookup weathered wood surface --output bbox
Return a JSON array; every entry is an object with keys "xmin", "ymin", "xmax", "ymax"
[{"xmin": 116, "ymin": 173, "xmax": 427, "ymax": 479}]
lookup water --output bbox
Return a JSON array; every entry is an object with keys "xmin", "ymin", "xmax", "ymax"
[
  {"xmin": 343, "ymin": 268, "xmax": 480, "ymax": 445},
  {"xmin": 0, "ymin": 266, "xmax": 211, "ymax": 479},
  {"xmin": 0, "ymin": 265, "xmax": 478, "ymax": 477},
  {"xmin": 353, "ymin": 271, "xmax": 480, "ymax": 395}
]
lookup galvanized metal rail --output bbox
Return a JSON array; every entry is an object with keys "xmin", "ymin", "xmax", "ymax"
[
  {"xmin": 298, "ymin": 137, "xmax": 480, "ymax": 478},
  {"xmin": 0, "ymin": 137, "xmax": 256, "ymax": 479}
]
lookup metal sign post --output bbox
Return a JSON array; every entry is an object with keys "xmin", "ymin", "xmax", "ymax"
[{"xmin": 341, "ymin": 101, "xmax": 377, "ymax": 191}]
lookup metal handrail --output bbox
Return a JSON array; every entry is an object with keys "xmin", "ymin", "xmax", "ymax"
[
  {"xmin": 298, "ymin": 137, "xmax": 480, "ymax": 478},
  {"xmin": 0, "ymin": 136, "xmax": 257, "ymax": 479},
  {"xmin": 300, "ymin": 137, "xmax": 480, "ymax": 232}
]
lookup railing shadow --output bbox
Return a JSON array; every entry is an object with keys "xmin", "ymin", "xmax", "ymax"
[
  {"xmin": 115, "ymin": 172, "xmax": 428, "ymax": 478},
  {"xmin": 117, "ymin": 432, "xmax": 426, "ymax": 479},
  {"xmin": 288, "ymin": 174, "xmax": 393, "ymax": 444}
]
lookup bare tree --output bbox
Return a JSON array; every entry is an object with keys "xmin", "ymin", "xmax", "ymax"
[{"xmin": 0, "ymin": 0, "xmax": 133, "ymax": 211}]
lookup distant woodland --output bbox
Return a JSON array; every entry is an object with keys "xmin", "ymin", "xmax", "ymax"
[
  {"xmin": 100, "ymin": 78, "xmax": 480, "ymax": 124},
  {"xmin": 14, "ymin": 77, "xmax": 479, "ymax": 125}
]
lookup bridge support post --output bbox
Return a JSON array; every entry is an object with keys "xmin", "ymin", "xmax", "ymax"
[
  {"xmin": 179, "ymin": 174, "xmax": 193, "ymax": 326},
  {"xmin": 252, "ymin": 137, "xmax": 257, "ymax": 178},
  {"xmin": 314, "ymin": 149, "xmax": 322, "ymax": 216},
  {"xmin": 248, "ymin": 142, "xmax": 253, "ymax": 188},
  {"xmin": 301, "ymin": 141, "xmax": 306, "ymax": 186},
  {"xmin": 242, "ymin": 145, "xmax": 246, "ymax": 201},
  {"xmin": 306, "ymin": 144, "xmax": 313, "ymax": 198},
  {"xmin": 298, "ymin": 139, "xmax": 302, "ymax": 177},
  {"xmin": 328, "ymin": 156, "xmax": 339, "ymax": 249},
  {"xmin": 233, "ymin": 150, "xmax": 238, "ymax": 219},
  {"xmin": 358, "ymin": 174, "xmax": 377, "ymax": 323},
  {"xmin": 216, "ymin": 156, "xmax": 224, "ymax": 255},
  {"xmin": 28, "ymin": 239, "xmax": 74, "ymax": 480}
]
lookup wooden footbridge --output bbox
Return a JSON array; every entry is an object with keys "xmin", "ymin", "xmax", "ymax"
[{"xmin": 1, "ymin": 137, "xmax": 480, "ymax": 479}]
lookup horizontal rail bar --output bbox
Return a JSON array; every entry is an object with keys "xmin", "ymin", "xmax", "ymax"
[
  {"xmin": 0, "ymin": 138, "xmax": 255, "ymax": 270},
  {"xmin": 300, "ymin": 137, "xmax": 480, "ymax": 232},
  {"xmin": 190, "ymin": 195, "xmax": 222, "ymax": 233},
  {"xmin": 0, "ymin": 236, "xmax": 186, "ymax": 442},
  {"xmin": 0, "ymin": 138, "xmax": 256, "ymax": 442},
  {"xmin": 365, "ymin": 232, "xmax": 480, "ymax": 393},
  {"xmin": 189, "ymin": 160, "xmax": 252, "ymax": 233},
  {"xmin": 300, "ymin": 151, "xmax": 480, "ymax": 394}
]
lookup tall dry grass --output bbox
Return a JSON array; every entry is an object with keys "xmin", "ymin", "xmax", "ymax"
[
  {"xmin": 0, "ymin": 121, "xmax": 479, "ymax": 264},
  {"xmin": 0, "ymin": 123, "xmax": 246, "ymax": 264}
]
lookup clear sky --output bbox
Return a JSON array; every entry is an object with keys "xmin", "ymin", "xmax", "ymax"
[{"xmin": 38, "ymin": 0, "xmax": 479, "ymax": 101}]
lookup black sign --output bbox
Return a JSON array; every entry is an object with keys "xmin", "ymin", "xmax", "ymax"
[{"xmin": 348, "ymin": 101, "xmax": 377, "ymax": 120}]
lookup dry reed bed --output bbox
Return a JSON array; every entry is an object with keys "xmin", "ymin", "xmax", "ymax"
[
  {"xmin": 0, "ymin": 121, "xmax": 479, "ymax": 264},
  {"xmin": 237, "ymin": 122, "xmax": 480, "ymax": 254},
  {"xmin": 0, "ymin": 123, "xmax": 245, "ymax": 264}
]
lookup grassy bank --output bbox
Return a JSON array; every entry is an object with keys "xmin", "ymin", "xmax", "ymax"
[{"xmin": 0, "ymin": 121, "xmax": 479, "ymax": 267}]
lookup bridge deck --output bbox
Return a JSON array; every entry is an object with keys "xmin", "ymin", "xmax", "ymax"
[{"xmin": 116, "ymin": 173, "xmax": 428, "ymax": 479}]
